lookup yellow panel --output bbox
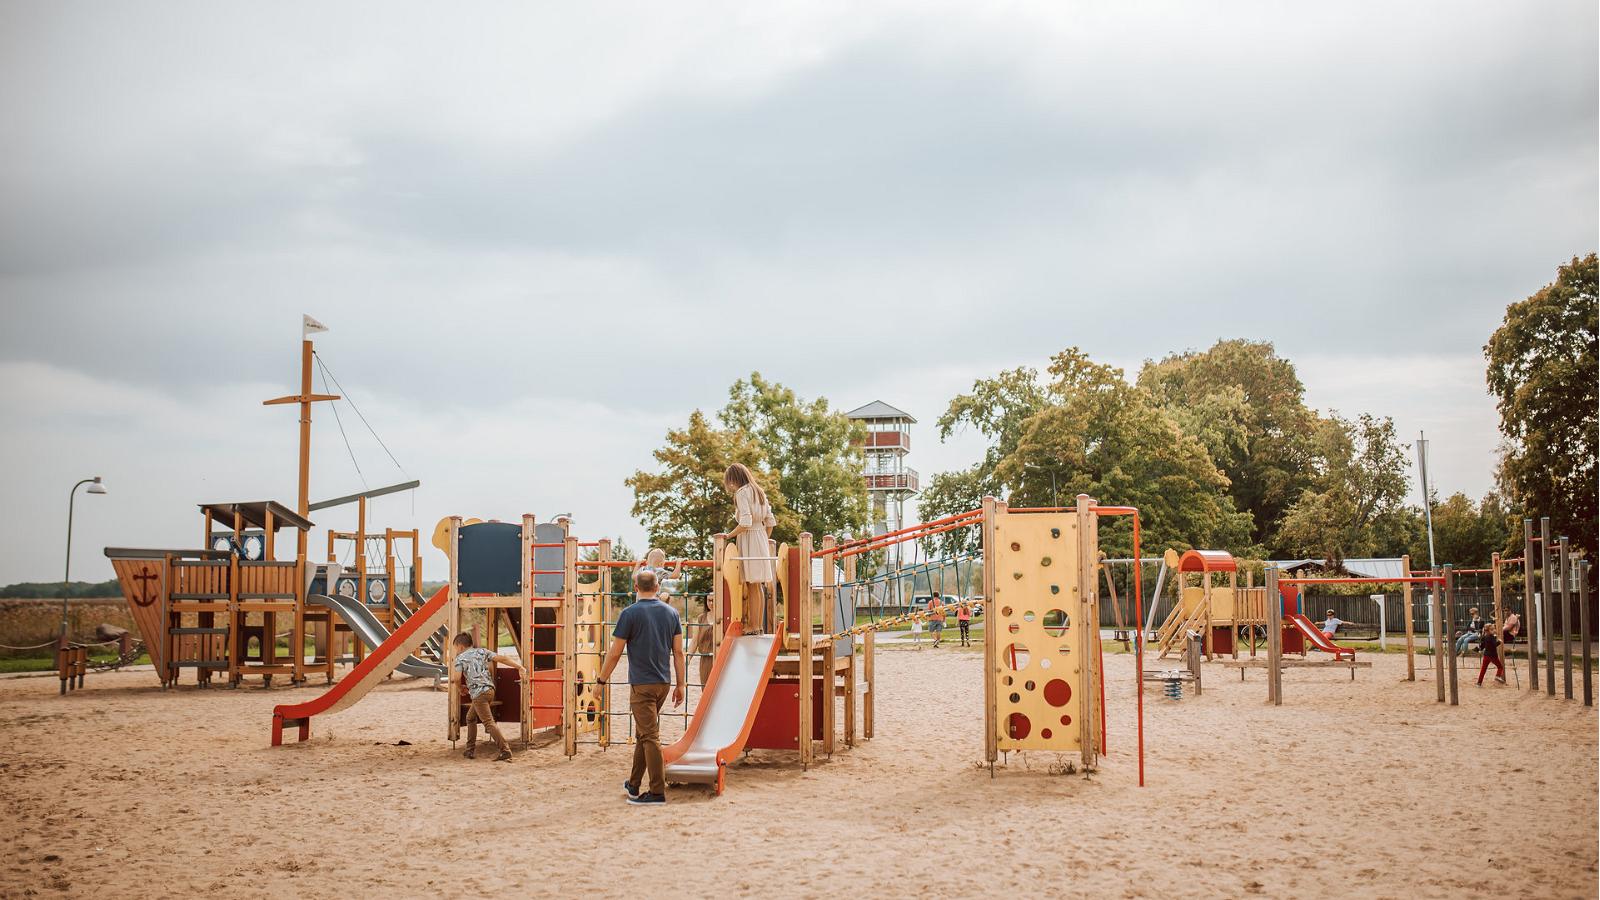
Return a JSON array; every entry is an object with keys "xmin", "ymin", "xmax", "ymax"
[
  {"xmin": 571, "ymin": 580, "xmax": 604, "ymax": 736},
  {"xmin": 1180, "ymin": 585, "xmax": 1206, "ymax": 617},
  {"xmin": 1211, "ymin": 586, "xmax": 1235, "ymax": 620},
  {"xmin": 990, "ymin": 511, "xmax": 1090, "ymax": 752}
]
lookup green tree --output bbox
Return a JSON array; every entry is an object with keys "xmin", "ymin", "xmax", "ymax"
[
  {"xmin": 1485, "ymin": 253, "xmax": 1598, "ymax": 559},
  {"xmin": 625, "ymin": 411, "xmax": 794, "ymax": 562},
  {"xmin": 1138, "ymin": 339, "xmax": 1320, "ymax": 548},
  {"xmin": 933, "ymin": 348, "xmax": 1254, "ymax": 559},
  {"xmin": 1418, "ymin": 492, "xmax": 1514, "ymax": 569},
  {"xmin": 1275, "ymin": 414, "xmax": 1410, "ymax": 564},
  {"xmin": 719, "ymin": 373, "xmax": 869, "ymax": 540}
]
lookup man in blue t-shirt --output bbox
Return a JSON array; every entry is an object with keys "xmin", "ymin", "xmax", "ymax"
[{"xmin": 598, "ymin": 569, "xmax": 684, "ymax": 805}]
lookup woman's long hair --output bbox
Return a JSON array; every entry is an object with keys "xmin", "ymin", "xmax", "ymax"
[{"xmin": 724, "ymin": 463, "xmax": 768, "ymax": 507}]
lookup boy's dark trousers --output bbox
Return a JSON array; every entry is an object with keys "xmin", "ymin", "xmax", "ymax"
[{"xmin": 466, "ymin": 692, "xmax": 510, "ymax": 753}]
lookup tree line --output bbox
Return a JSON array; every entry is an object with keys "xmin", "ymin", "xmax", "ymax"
[{"xmin": 623, "ymin": 255, "xmax": 1595, "ymax": 571}]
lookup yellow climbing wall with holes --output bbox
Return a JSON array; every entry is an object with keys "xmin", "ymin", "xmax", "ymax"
[
  {"xmin": 572, "ymin": 578, "xmax": 603, "ymax": 738},
  {"xmin": 990, "ymin": 510, "xmax": 1097, "ymax": 752}
]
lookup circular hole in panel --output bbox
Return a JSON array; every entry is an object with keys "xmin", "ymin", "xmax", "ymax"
[
  {"xmin": 1024, "ymin": 680, "xmax": 1036, "ymax": 691},
  {"xmin": 1059, "ymin": 714, "xmax": 1072, "ymax": 726},
  {"xmin": 1044, "ymin": 678, "xmax": 1073, "ymax": 707},
  {"xmin": 1003, "ymin": 675, "xmax": 1014, "ymax": 686},
  {"xmin": 1040, "ymin": 657, "xmax": 1052, "ymax": 669},
  {"xmin": 1007, "ymin": 712, "xmax": 1031, "ymax": 740},
  {"xmin": 1010, "ymin": 542, "xmax": 1021, "ymax": 552},
  {"xmin": 1008, "ymin": 622, "xmax": 1020, "ymax": 634},
  {"xmin": 1001, "ymin": 606, "xmax": 1014, "ymax": 618},
  {"xmin": 1003, "ymin": 643, "xmax": 1031, "ymax": 670},
  {"xmin": 1043, "ymin": 609, "xmax": 1070, "ymax": 637},
  {"xmin": 1041, "ymin": 728, "xmax": 1053, "ymax": 740},
  {"xmin": 1009, "ymin": 692, "xmax": 1020, "ymax": 704},
  {"xmin": 1041, "ymin": 556, "xmax": 1052, "ymax": 567},
  {"xmin": 1023, "ymin": 610, "xmax": 1037, "ymax": 623}
]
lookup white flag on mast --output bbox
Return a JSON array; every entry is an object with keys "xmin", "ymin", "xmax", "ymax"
[{"xmin": 303, "ymin": 314, "xmax": 329, "ymax": 339}]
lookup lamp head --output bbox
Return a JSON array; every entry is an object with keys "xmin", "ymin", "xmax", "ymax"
[{"xmin": 86, "ymin": 476, "xmax": 107, "ymax": 495}]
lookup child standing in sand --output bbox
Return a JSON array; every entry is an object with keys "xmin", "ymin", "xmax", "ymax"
[
  {"xmin": 451, "ymin": 632, "xmax": 524, "ymax": 762},
  {"xmin": 956, "ymin": 600, "xmax": 973, "ymax": 647},
  {"xmin": 1476, "ymin": 622, "xmax": 1505, "ymax": 685},
  {"xmin": 725, "ymin": 464, "xmax": 778, "ymax": 634}
]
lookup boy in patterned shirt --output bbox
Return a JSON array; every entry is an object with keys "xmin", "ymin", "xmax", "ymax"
[{"xmin": 451, "ymin": 632, "xmax": 523, "ymax": 761}]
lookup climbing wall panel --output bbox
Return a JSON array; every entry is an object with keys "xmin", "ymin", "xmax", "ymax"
[{"xmin": 990, "ymin": 510, "xmax": 1097, "ymax": 753}]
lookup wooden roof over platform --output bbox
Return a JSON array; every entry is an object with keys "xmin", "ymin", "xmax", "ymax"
[{"xmin": 197, "ymin": 500, "xmax": 313, "ymax": 531}]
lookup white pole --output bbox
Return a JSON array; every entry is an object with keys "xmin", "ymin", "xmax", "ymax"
[
  {"xmin": 1371, "ymin": 594, "xmax": 1387, "ymax": 651},
  {"xmin": 1416, "ymin": 433, "xmax": 1438, "ymax": 653},
  {"xmin": 1534, "ymin": 592, "xmax": 1545, "ymax": 654}
]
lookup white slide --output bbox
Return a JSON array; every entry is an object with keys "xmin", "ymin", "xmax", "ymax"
[{"xmin": 661, "ymin": 622, "xmax": 781, "ymax": 794}]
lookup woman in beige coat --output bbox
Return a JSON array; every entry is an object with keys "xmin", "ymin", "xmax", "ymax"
[{"xmin": 724, "ymin": 463, "xmax": 777, "ymax": 633}]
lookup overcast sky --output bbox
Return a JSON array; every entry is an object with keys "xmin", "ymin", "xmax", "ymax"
[{"xmin": 1, "ymin": 1, "xmax": 1594, "ymax": 584}]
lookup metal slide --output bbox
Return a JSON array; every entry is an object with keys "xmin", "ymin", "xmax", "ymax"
[
  {"xmin": 271, "ymin": 586, "xmax": 451, "ymax": 746},
  {"xmin": 308, "ymin": 592, "xmax": 446, "ymax": 679},
  {"xmin": 1287, "ymin": 613, "xmax": 1357, "ymax": 660},
  {"xmin": 661, "ymin": 621, "xmax": 782, "ymax": 794}
]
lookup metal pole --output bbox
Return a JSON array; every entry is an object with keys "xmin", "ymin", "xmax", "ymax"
[
  {"xmin": 61, "ymin": 478, "xmax": 96, "ymax": 638},
  {"xmin": 1524, "ymin": 519, "xmax": 1537, "ymax": 690},
  {"xmin": 1559, "ymin": 538, "xmax": 1572, "ymax": 699},
  {"xmin": 1542, "ymin": 518, "xmax": 1554, "ymax": 696},
  {"xmin": 1431, "ymin": 568, "xmax": 1445, "ymax": 703},
  {"xmin": 1444, "ymin": 566, "xmax": 1458, "ymax": 706},
  {"xmin": 1416, "ymin": 433, "xmax": 1437, "ymax": 570},
  {"xmin": 1580, "ymin": 558, "xmax": 1592, "ymax": 707}
]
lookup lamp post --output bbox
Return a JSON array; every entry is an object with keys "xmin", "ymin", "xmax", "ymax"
[{"xmin": 62, "ymin": 476, "xmax": 108, "ymax": 638}]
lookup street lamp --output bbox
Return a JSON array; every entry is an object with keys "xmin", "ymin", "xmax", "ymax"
[{"xmin": 63, "ymin": 476, "xmax": 108, "ymax": 638}]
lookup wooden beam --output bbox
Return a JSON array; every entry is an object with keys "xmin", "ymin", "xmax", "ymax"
[
  {"xmin": 1076, "ymin": 495, "xmax": 1098, "ymax": 769},
  {"xmin": 981, "ymin": 496, "xmax": 998, "ymax": 766}
]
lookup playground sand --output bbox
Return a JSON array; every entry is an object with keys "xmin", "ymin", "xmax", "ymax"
[{"xmin": 1, "ymin": 650, "xmax": 1594, "ymax": 898}]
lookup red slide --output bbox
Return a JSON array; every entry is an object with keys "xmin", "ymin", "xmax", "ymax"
[
  {"xmin": 1287, "ymin": 613, "xmax": 1356, "ymax": 661},
  {"xmin": 271, "ymin": 585, "xmax": 451, "ymax": 746}
]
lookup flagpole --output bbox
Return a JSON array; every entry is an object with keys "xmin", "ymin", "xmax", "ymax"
[{"xmin": 264, "ymin": 316, "xmax": 337, "ymax": 560}]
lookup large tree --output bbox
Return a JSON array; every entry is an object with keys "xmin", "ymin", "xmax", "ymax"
[
  {"xmin": 1484, "ymin": 253, "xmax": 1598, "ymax": 559},
  {"xmin": 625, "ymin": 411, "xmax": 794, "ymax": 561},
  {"xmin": 931, "ymin": 348, "xmax": 1255, "ymax": 559},
  {"xmin": 1138, "ymin": 339, "xmax": 1319, "ymax": 548},
  {"xmin": 719, "ymin": 373, "xmax": 869, "ymax": 541},
  {"xmin": 1274, "ymin": 413, "xmax": 1410, "ymax": 565}
]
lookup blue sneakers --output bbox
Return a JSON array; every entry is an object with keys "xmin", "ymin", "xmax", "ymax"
[
  {"xmin": 623, "ymin": 780, "xmax": 639, "ymax": 799},
  {"xmin": 627, "ymin": 793, "xmax": 666, "ymax": 805}
]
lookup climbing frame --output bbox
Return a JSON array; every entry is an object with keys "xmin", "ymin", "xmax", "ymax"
[{"xmin": 985, "ymin": 496, "xmax": 1102, "ymax": 768}]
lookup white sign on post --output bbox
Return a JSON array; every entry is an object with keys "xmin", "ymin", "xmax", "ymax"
[{"xmin": 1370, "ymin": 594, "xmax": 1387, "ymax": 651}]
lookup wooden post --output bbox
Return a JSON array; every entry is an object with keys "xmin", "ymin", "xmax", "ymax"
[
  {"xmin": 597, "ymin": 538, "xmax": 612, "ymax": 750},
  {"xmin": 562, "ymin": 534, "xmax": 578, "ymax": 753},
  {"xmin": 1579, "ymin": 558, "xmax": 1592, "ymax": 708},
  {"xmin": 1201, "ymin": 573, "xmax": 1213, "ymax": 661},
  {"xmin": 1075, "ymin": 495, "xmax": 1099, "ymax": 769},
  {"xmin": 1491, "ymin": 551, "xmax": 1504, "ymax": 660},
  {"xmin": 1559, "ymin": 537, "xmax": 1572, "ymax": 699},
  {"xmin": 1444, "ymin": 566, "xmax": 1458, "ymax": 706},
  {"xmin": 862, "ymin": 629, "xmax": 877, "ymax": 743},
  {"xmin": 1524, "ymin": 519, "xmax": 1538, "ymax": 690},
  {"xmin": 446, "ymin": 516, "xmax": 462, "ymax": 743},
  {"xmin": 1431, "ymin": 567, "xmax": 1445, "ymax": 703},
  {"xmin": 229, "ymin": 509, "xmax": 242, "ymax": 686},
  {"xmin": 1265, "ymin": 565, "xmax": 1282, "ymax": 706},
  {"xmin": 519, "ymin": 515, "xmax": 533, "ymax": 748},
  {"xmin": 261, "ymin": 338, "xmax": 339, "ymax": 565},
  {"xmin": 843, "ymin": 548, "xmax": 858, "ymax": 744},
  {"xmin": 981, "ymin": 496, "xmax": 998, "ymax": 767},
  {"xmin": 797, "ymin": 535, "xmax": 814, "ymax": 769},
  {"xmin": 1402, "ymin": 554, "xmax": 1415, "ymax": 681},
  {"xmin": 821, "ymin": 535, "xmax": 837, "ymax": 757},
  {"xmin": 1542, "ymin": 518, "xmax": 1554, "ymax": 696},
  {"xmin": 711, "ymin": 533, "xmax": 727, "ymax": 663},
  {"xmin": 1228, "ymin": 570, "xmax": 1239, "ymax": 659}
]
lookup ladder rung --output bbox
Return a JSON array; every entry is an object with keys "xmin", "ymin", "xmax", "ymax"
[
  {"xmin": 170, "ymin": 627, "xmax": 230, "ymax": 635},
  {"xmin": 172, "ymin": 592, "xmax": 230, "ymax": 600}
]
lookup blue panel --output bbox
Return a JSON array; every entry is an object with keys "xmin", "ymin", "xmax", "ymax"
[
  {"xmin": 532, "ymin": 522, "xmax": 566, "ymax": 596},
  {"xmin": 458, "ymin": 522, "xmax": 523, "ymax": 595}
]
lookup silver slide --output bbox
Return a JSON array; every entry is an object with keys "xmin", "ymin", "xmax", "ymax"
[
  {"xmin": 309, "ymin": 593, "xmax": 446, "ymax": 679},
  {"xmin": 662, "ymin": 632, "xmax": 779, "ymax": 785}
]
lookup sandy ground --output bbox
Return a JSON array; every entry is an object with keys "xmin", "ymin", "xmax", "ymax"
[{"xmin": 1, "ymin": 648, "xmax": 1594, "ymax": 899}]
